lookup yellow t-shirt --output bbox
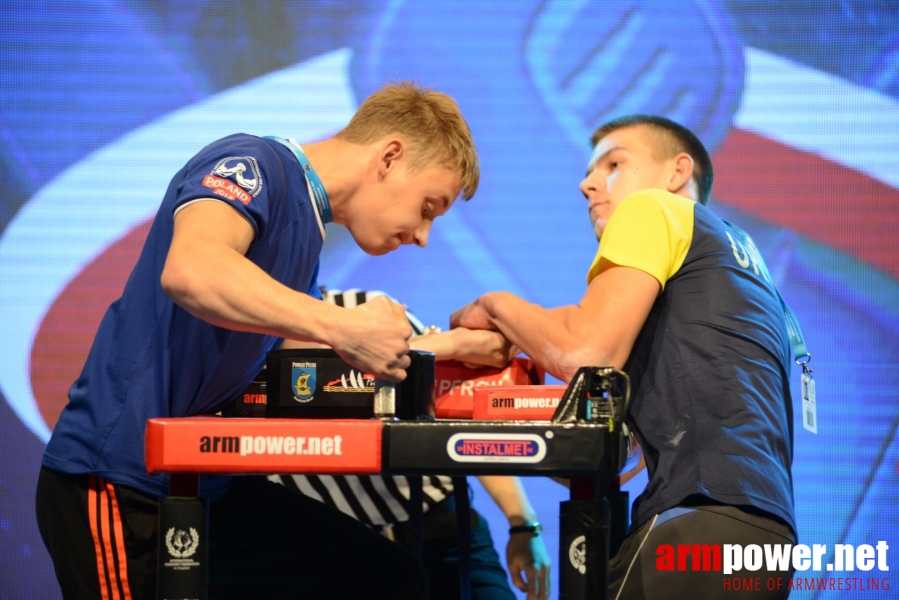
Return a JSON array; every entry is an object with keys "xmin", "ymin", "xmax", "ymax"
[{"xmin": 586, "ymin": 189, "xmax": 695, "ymax": 291}]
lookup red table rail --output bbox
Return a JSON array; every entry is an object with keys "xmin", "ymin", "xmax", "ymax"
[
  {"xmin": 145, "ymin": 415, "xmax": 625, "ymax": 600},
  {"xmin": 146, "ymin": 417, "xmax": 383, "ymax": 474}
]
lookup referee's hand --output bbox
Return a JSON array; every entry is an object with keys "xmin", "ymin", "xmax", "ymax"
[{"xmin": 507, "ymin": 532, "xmax": 551, "ymax": 600}]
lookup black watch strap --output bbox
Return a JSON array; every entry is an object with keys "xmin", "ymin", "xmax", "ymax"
[{"xmin": 508, "ymin": 521, "xmax": 541, "ymax": 535}]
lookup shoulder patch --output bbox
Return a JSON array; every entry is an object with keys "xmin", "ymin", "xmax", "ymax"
[{"xmin": 211, "ymin": 156, "xmax": 263, "ymax": 197}]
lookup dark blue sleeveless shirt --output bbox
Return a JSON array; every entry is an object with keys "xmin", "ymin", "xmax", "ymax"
[{"xmin": 589, "ymin": 190, "xmax": 795, "ymax": 534}]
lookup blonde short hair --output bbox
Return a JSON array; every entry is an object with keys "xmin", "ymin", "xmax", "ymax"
[{"xmin": 337, "ymin": 82, "xmax": 480, "ymax": 200}]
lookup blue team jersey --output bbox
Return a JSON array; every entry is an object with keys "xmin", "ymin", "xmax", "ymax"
[{"xmin": 43, "ymin": 134, "xmax": 324, "ymax": 497}]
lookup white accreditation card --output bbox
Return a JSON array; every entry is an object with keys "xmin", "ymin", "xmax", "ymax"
[{"xmin": 801, "ymin": 372, "xmax": 817, "ymax": 434}]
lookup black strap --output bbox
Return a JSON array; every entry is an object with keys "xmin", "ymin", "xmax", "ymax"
[{"xmin": 453, "ymin": 476, "xmax": 472, "ymax": 600}]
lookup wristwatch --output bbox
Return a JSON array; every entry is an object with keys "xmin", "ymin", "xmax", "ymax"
[{"xmin": 508, "ymin": 521, "xmax": 542, "ymax": 536}]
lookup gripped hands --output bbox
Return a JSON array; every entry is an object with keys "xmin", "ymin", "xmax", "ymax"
[{"xmin": 330, "ymin": 296, "xmax": 413, "ymax": 381}]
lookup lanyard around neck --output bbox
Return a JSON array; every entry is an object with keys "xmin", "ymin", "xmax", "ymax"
[
  {"xmin": 264, "ymin": 136, "xmax": 332, "ymax": 224},
  {"xmin": 724, "ymin": 220, "xmax": 809, "ymax": 366}
]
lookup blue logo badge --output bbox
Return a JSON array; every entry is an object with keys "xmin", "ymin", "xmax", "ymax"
[{"xmin": 291, "ymin": 366, "xmax": 316, "ymax": 402}]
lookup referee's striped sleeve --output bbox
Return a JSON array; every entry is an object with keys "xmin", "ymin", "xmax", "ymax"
[{"xmin": 271, "ymin": 288, "xmax": 450, "ymax": 527}]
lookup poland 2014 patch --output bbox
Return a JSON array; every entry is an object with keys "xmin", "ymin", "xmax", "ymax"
[{"xmin": 201, "ymin": 174, "xmax": 253, "ymax": 204}]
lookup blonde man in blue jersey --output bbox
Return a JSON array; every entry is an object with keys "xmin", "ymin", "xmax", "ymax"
[
  {"xmin": 451, "ymin": 116, "xmax": 797, "ymax": 599},
  {"xmin": 37, "ymin": 82, "xmax": 479, "ymax": 600}
]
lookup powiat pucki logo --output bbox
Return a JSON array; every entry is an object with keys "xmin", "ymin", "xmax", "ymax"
[
  {"xmin": 655, "ymin": 540, "xmax": 890, "ymax": 592},
  {"xmin": 291, "ymin": 361, "xmax": 316, "ymax": 403}
]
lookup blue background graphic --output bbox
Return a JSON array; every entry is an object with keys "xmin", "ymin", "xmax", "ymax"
[{"xmin": 1, "ymin": 1, "xmax": 898, "ymax": 598}]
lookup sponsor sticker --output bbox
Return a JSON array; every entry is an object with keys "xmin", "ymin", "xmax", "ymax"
[
  {"xmin": 446, "ymin": 433, "xmax": 546, "ymax": 463},
  {"xmin": 323, "ymin": 370, "xmax": 375, "ymax": 393},
  {"xmin": 291, "ymin": 364, "xmax": 316, "ymax": 403}
]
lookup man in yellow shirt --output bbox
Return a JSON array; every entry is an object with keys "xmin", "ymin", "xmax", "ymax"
[{"xmin": 451, "ymin": 115, "xmax": 796, "ymax": 599}]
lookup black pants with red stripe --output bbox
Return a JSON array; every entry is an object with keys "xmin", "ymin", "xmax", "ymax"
[{"xmin": 36, "ymin": 466, "xmax": 428, "ymax": 600}]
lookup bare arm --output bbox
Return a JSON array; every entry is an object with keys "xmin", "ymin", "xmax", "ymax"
[
  {"xmin": 280, "ymin": 323, "xmax": 516, "ymax": 370},
  {"xmin": 163, "ymin": 201, "xmax": 332, "ymax": 340},
  {"xmin": 621, "ymin": 452, "xmax": 647, "ymax": 486},
  {"xmin": 161, "ymin": 201, "xmax": 412, "ymax": 380},
  {"xmin": 450, "ymin": 261, "xmax": 660, "ymax": 382},
  {"xmin": 477, "ymin": 476, "xmax": 551, "ymax": 600},
  {"xmin": 477, "ymin": 475, "xmax": 538, "ymax": 528},
  {"xmin": 409, "ymin": 328, "xmax": 517, "ymax": 368}
]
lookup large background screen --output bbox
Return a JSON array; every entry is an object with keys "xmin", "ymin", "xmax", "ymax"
[{"xmin": 2, "ymin": 1, "xmax": 897, "ymax": 598}]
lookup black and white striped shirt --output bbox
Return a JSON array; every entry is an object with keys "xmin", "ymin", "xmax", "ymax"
[{"xmin": 268, "ymin": 289, "xmax": 454, "ymax": 527}]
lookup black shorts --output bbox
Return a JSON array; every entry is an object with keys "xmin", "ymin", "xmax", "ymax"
[
  {"xmin": 36, "ymin": 466, "xmax": 427, "ymax": 599},
  {"xmin": 609, "ymin": 501, "xmax": 796, "ymax": 600}
]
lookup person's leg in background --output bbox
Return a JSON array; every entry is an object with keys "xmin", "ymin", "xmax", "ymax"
[{"xmin": 393, "ymin": 495, "xmax": 516, "ymax": 600}]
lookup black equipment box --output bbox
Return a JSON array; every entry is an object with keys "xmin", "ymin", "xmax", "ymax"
[
  {"xmin": 263, "ymin": 348, "xmax": 436, "ymax": 420},
  {"xmin": 219, "ymin": 375, "xmax": 267, "ymax": 418}
]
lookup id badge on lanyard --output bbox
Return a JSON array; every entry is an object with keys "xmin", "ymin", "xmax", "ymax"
[{"xmin": 726, "ymin": 221, "xmax": 816, "ymax": 434}]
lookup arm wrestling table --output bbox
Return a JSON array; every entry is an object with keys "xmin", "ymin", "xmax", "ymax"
[{"xmin": 146, "ymin": 366, "xmax": 632, "ymax": 600}]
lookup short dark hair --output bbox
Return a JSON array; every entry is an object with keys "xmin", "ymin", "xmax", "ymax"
[{"xmin": 590, "ymin": 115, "xmax": 714, "ymax": 206}]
